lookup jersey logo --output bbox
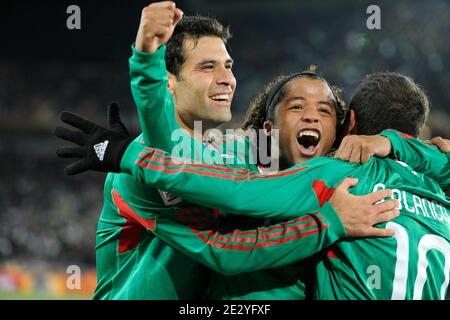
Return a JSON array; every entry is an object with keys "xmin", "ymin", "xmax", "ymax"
[
  {"xmin": 158, "ymin": 189, "xmax": 183, "ymax": 206},
  {"xmin": 93, "ymin": 140, "xmax": 109, "ymax": 161}
]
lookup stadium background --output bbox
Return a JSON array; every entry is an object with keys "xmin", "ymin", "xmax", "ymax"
[{"xmin": 0, "ymin": 0, "xmax": 449, "ymax": 299}]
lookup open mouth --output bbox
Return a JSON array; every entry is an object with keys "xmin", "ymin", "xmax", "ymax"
[{"xmin": 296, "ymin": 129, "xmax": 321, "ymax": 157}]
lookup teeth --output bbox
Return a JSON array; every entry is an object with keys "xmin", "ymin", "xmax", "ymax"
[
  {"xmin": 299, "ymin": 130, "xmax": 319, "ymax": 139},
  {"xmin": 211, "ymin": 94, "xmax": 229, "ymax": 101}
]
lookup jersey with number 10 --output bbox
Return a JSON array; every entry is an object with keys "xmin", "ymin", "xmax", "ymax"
[{"xmin": 120, "ymin": 131, "xmax": 450, "ymax": 299}]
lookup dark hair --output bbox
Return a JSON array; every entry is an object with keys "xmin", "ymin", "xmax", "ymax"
[
  {"xmin": 350, "ymin": 72, "xmax": 430, "ymax": 137},
  {"xmin": 165, "ymin": 15, "xmax": 231, "ymax": 77},
  {"xmin": 242, "ymin": 65, "xmax": 347, "ymax": 131}
]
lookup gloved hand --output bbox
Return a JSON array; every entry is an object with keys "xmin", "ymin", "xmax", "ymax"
[{"xmin": 55, "ymin": 102, "xmax": 133, "ymax": 175}]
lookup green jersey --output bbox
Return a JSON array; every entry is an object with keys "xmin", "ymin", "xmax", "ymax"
[
  {"xmin": 93, "ymin": 45, "xmax": 345, "ymax": 300},
  {"xmin": 119, "ymin": 131, "xmax": 450, "ymax": 300}
]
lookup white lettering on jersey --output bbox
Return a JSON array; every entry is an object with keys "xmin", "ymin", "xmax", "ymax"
[{"xmin": 373, "ymin": 183, "xmax": 449, "ymax": 225}]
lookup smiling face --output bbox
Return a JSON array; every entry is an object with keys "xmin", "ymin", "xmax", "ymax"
[
  {"xmin": 265, "ymin": 77, "xmax": 338, "ymax": 169},
  {"xmin": 170, "ymin": 36, "xmax": 236, "ymax": 131}
]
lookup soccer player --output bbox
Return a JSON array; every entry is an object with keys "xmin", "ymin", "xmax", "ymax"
[
  {"xmin": 56, "ymin": 72, "xmax": 449, "ymax": 299},
  {"xmin": 56, "ymin": 2, "xmax": 407, "ymax": 299},
  {"xmin": 96, "ymin": 3, "xmax": 241, "ymax": 299},
  {"xmin": 56, "ymin": 2, "xmax": 395, "ymax": 299}
]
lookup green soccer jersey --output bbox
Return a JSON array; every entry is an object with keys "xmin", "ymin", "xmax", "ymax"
[
  {"xmin": 119, "ymin": 134, "xmax": 450, "ymax": 300},
  {"xmin": 93, "ymin": 44, "xmax": 346, "ymax": 300},
  {"xmin": 94, "ymin": 44, "xmax": 207, "ymax": 299},
  {"xmin": 380, "ymin": 129, "xmax": 450, "ymax": 191}
]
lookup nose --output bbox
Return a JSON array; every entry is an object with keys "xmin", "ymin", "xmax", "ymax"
[
  {"xmin": 215, "ymin": 66, "xmax": 236, "ymax": 89},
  {"xmin": 301, "ymin": 106, "xmax": 320, "ymax": 123}
]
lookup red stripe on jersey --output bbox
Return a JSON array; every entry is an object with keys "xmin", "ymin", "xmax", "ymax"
[
  {"xmin": 211, "ymin": 225, "xmax": 326, "ymax": 250},
  {"xmin": 190, "ymin": 206, "xmax": 217, "ymax": 227},
  {"xmin": 211, "ymin": 218, "xmax": 323, "ymax": 244},
  {"xmin": 144, "ymin": 148, "xmax": 165, "ymax": 156},
  {"xmin": 312, "ymin": 180, "xmax": 335, "ymax": 207},
  {"xmin": 182, "ymin": 207, "xmax": 322, "ymax": 241},
  {"xmin": 232, "ymin": 212, "xmax": 321, "ymax": 236},
  {"xmin": 139, "ymin": 152, "xmax": 253, "ymax": 175},
  {"xmin": 112, "ymin": 190, "xmax": 156, "ymax": 253},
  {"xmin": 182, "ymin": 207, "xmax": 204, "ymax": 227},
  {"xmin": 399, "ymin": 132, "xmax": 414, "ymax": 139},
  {"xmin": 176, "ymin": 209, "xmax": 326, "ymax": 250},
  {"xmin": 175, "ymin": 209, "xmax": 211, "ymax": 242},
  {"xmin": 139, "ymin": 147, "xmax": 309, "ymax": 178},
  {"xmin": 136, "ymin": 158, "xmax": 308, "ymax": 181}
]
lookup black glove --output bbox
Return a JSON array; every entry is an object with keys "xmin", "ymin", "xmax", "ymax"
[{"xmin": 55, "ymin": 102, "xmax": 133, "ymax": 175}]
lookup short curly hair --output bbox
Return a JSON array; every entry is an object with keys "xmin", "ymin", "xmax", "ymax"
[{"xmin": 241, "ymin": 66, "xmax": 347, "ymax": 133}]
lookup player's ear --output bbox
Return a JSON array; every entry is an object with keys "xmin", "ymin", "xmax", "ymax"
[
  {"xmin": 347, "ymin": 109, "xmax": 357, "ymax": 134},
  {"xmin": 263, "ymin": 120, "xmax": 274, "ymax": 136},
  {"xmin": 167, "ymin": 72, "xmax": 176, "ymax": 95}
]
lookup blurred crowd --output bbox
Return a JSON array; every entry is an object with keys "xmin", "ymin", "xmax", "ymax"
[{"xmin": 0, "ymin": 0, "xmax": 449, "ymax": 276}]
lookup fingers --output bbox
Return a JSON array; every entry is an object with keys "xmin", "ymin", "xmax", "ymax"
[
  {"xmin": 364, "ymin": 227, "xmax": 396, "ymax": 238},
  {"xmin": 108, "ymin": 102, "xmax": 129, "ymax": 135},
  {"xmin": 335, "ymin": 135, "xmax": 381, "ymax": 164},
  {"xmin": 335, "ymin": 137, "xmax": 352, "ymax": 161},
  {"xmin": 145, "ymin": 1, "xmax": 181, "ymax": 28},
  {"xmin": 152, "ymin": 13, "xmax": 176, "ymax": 32},
  {"xmin": 138, "ymin": 2, "xmax": 181, "ymax": 52},
  {"xmin": 372, "ymin": 199, "xmax": 399, "ymax": 213},
  {"xmin": 336, "ymin": 177, "xmax": 359, "ymax": 190},
  {"xmin": 372, "ymin": 209, "xmax": 400, "ymax": 226},
  {"xmin": 60, "ymin": 112, "xmax": 97, "ymax": 134},
  {"xmin": 64, "ymin": 159, "xmax": 90, "ymax": 176},
  {"xmin": 150, "ymin": 1, "xmax": 177, "ymax": 9},
  {"xmin": 366, "ymin": 188, "xmax": 393, "ymax": 204},
  {"xmin": 361, "ymin": 144, "xmax": 372, "ymax": 163},
  {"xmin": 445, "ymin": 139, "xmax": 450, "ymax": 152},
  {"xmin": 349, "ymin": 143, "xmax": 362, "ymax": 163},
  {"xmin": 431, "ymin": 136, "xmax": 450, "ymax": 153},
  {"xmin": 56, "ymin": 146, "xmax": 84, "ymax": 158},
  {"xmin": 54, "ymin": 126, "xmax": 87, "ymax": 145},
  {"xmin": 173, "ymin": 8, "xmax": 184, "ymax": 25}
]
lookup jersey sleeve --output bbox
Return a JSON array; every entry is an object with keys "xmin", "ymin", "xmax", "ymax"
[
  {"xmin": 129, "ymin": 44, "xmax": 183, "ymax": 151},
  {"xmin": 120, "ymin": 141, "xmax": 349, "ymax": 229},
  {"xmin": 380, "ymin": 129, "xmax": 450, "ymax": 190},
  {"xmin": 111, "ymin": 186, "xmax": 345, "ymax": 275}
]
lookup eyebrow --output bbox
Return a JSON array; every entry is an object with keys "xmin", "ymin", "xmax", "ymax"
[
  {"xmin": 285, "ymin": 97, "xmax": 335, "ymax": 108},
  {"xmin": 196, "ymin": 58, "xmax": 234, "ymax": 66},
  {"xmin": 318, "ymin": 100, "xmax": 335, "ymax": 108},
  {"xmin": 285, "ymin": 96, "xmax": 306, "ymax": 103}
]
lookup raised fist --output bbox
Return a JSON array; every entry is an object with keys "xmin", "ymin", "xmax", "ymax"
[{"xmin": 135, "ymin": 1, "xmax": 184, "ymax": 53}]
